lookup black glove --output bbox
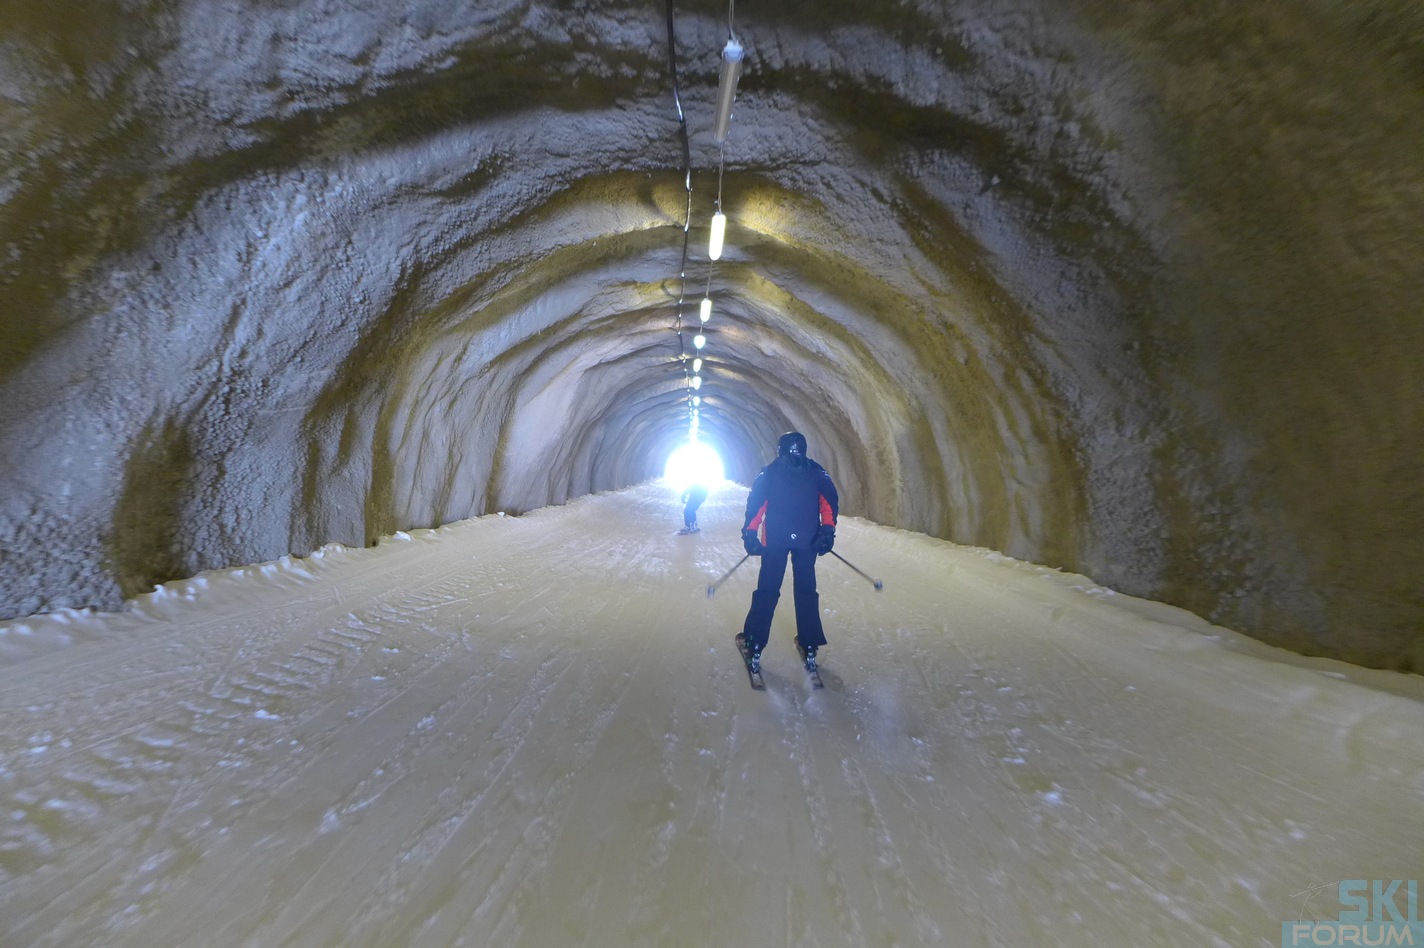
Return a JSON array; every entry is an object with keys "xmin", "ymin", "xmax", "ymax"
[
  {"xmin": 742, "ymin": 529, "xmax": 764, "ymax": 556},
  {"xmin": 814, "ymin": 525, "xmax": 836, "ymax": 556}
]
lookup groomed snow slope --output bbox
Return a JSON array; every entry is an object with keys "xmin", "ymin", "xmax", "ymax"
[{"xmin": 2, "ymin": 483, "xmax": 1421, "ymax": 947}]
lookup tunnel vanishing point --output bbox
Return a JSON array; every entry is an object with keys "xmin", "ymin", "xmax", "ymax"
[{"xmin": 1, "ymin": 1, "xmax": 1421, "ymax": 671}]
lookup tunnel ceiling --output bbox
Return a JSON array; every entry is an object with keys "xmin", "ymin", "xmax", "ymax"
[{"xmin": 1, "ymin": 0, "xmax": 1421, "ymax": 670}]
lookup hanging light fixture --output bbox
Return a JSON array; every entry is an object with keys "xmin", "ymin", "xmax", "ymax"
[
  {"xmin": 712, "ymin": 39, "xmax": 744, "ymax": 145},
  {"xmin": 708, "ymin": 211, "xmax": 726, "ymax": 261},
  {"xmin": 699, "ymin": 296, "xmax": 712, "ymax": 322},
  {"xmin": 693, "ymin": 333, "xmax": 706, "ymax": 349},
  {"xmin": 692, "ymin": 358, "xmax": 702, "ymax": 372},
  {"xmin": 693, "ymin": 395, "xmax": 701, "ymax": 406}
]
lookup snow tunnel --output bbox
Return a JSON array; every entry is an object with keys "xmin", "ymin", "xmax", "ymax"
[
  {"xmin": 3, "ymin": 3, "xmax": 1424, "ymax": 945},
  {"xmin": 1, "ymin": 3, "xmax": 1422, "ymax": 666}
]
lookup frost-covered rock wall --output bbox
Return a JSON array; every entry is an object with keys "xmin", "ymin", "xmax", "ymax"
[{"xmin": 1, "ymin": 0, "xmax": 1421, "ymax": 669}]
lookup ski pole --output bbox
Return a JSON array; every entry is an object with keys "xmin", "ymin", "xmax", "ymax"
[
  {"xmin": 706, "ymin": 554, "xmax": 750, "ymax": 598},
  {"xmin": 829, "ymin": 550, "xmax": 884, "ymax": 591}
]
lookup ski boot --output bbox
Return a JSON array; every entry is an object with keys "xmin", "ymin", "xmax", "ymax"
[
  {"xmin": 795, "ymin": 638, "xmax": 824, "ymax": 688},
  {"xmin": 795, "ymin": 637, "xmax": 818, "ymax": 672}
]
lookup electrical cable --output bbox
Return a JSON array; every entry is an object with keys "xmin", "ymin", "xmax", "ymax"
[
  {"xmin": 664, "ymin": 0, "xmax": 696, "ymax": 412},
  {"xmin": 667, "ymin": 0, "xmax": 743, "ymax": 445}
]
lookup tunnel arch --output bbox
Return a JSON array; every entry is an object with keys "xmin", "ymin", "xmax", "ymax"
[{"xmin": 0, "ymin": 0, "xmax": 1420, "ymax": 669}]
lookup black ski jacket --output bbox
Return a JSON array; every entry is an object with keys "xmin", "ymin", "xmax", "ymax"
[{"xmin": 743, "ymin": 457, "xmax": 838, "ymax": 550}]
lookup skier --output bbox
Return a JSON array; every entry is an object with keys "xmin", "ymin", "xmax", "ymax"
[
  {"xmin": 738, "ymin": 431, "xmax": 838, "ymax": 675},
  {"xmin": 679, "ymin": 483, "xmax": 708, "ymax": 534}
]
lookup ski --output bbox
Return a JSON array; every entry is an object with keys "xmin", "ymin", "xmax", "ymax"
[
  {"xmin": 795, "ymin": 637, "xmax": 825, "ymax": 689},
  {"xmin": 734, "ymin": 633, "xmax": 765, "ymax": 690}
]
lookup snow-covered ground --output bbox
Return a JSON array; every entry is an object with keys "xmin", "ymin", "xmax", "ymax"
[{"xmin": 2, "ymin": 482, "xmax": 1421, "ymax": 947}]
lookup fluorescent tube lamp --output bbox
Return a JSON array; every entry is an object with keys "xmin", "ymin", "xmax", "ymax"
[
  {"xmin": 699, "ymin": 297, "xmax": 712, "ymax": 322},
  {"xmin": 693, "ymin": 333, "xmax": 706, "ymax": 349},
  {"xmin": 712, "ymin": 39, "xmax": 744, "ymax": 144},
  {"xmin": 709, "ymin": 211, "xmax": 726, "ymax": 261}
]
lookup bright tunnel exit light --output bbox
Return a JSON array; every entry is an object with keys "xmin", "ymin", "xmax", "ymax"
[{"xmin": 663, "ymin": 441, "xmax": 726, "ymax": 492}]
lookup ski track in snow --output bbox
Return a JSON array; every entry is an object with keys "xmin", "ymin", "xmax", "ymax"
[{"xmin": 1, "ymin": 483, "xmax": 1422, "ymax": 947}]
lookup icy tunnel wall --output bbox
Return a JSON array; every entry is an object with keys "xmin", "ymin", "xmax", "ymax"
[{"xmin": 1, "ymin": 1, "xmax": 1421, "ymax": 669}]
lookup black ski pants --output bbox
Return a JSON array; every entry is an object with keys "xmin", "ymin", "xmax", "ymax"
[{"xmin": 741, "ymin": 546, "xmax": 826, "ymax": 652}]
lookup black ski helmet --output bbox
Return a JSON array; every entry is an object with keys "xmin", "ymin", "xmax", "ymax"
[{"xmin": 777, "ymin": 431, "xmax": 808, "ymax": 460}]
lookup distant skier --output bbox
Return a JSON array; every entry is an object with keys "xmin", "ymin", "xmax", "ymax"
[
  {"xmin": 679, "ymin": 483, "xmax": 708, "ymax": 534},
  {"xmin": 738, "ymin": 431, "xmax": 838, "ymax": 674}
]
